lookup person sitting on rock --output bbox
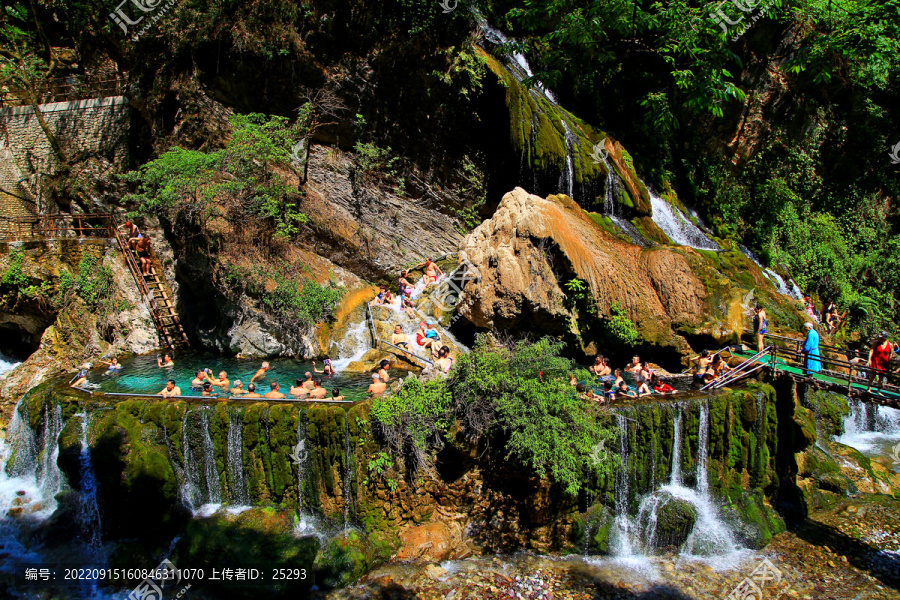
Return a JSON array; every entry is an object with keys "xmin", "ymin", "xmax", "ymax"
[
  {"xmin": 710, "ymin": 354, "xmax": 732, "ymax": 380},
  {"xmin": 422, "ymin": 320, "xmax": 441, "ymax": 351},
  {"xmin": 301, "ymin": 371, "xmax": 315, "ymax": 390},
  {"xmin": 250, "ymin": 361, "xmax": 270, "ymax": 384},
  {"xmin": 392, "ymin": 325, "xmax": 411, "ymax": 351},
  {"xmin": 244, "ymin": 383, "xmax": 261, "ymax": 398},
  {"xmin": 415, "ymin": 321, "xmax": 428, "ymax": 347},
  {"xmin": 230, "ymin": 380, "xmax": 246, "ymax": 396},
  {"xmin": 400, "ymin": 292, "xmax": 416, "ymax": 318},
  {"xmin": 307, "ymin": 379, "xmax": 328, "ymax": 399},
  {"xmin": 209, "ymin": 370, "xmax": 230, "ymax": 389},
  {"xmin": 382, "ymin": 289, "xmax": 395, "ymax": 306},
  {"xmin": 398, "ymin": 270, "xmax": 414, "ymax": 297},
  {"xmin": 313, "ymin": 360, "xmax": 334, "ymax": 376},
  {"xmin": 290, "ymin": 378, "xmax": 310, "ymax": 398},
  {"xmin": 157, "ymin": 353, "xmax": 174, "ymax": 368},
  {"xmin": 434, "ymin": 346, "xmax": 454, "ymax": 373},
  {"xmin": 158, "ymin": 379, "xmax": 181, "ymax": 398},
  {"xmin": 378, "ymin": 360, "xmax": 391, "ymax": 383},
  {"xmin": 418, "ymin": 258, "xmax": 443, "ymax": 286},
  {"xmin": 367, "ymin": 373, "xmax": 387, "ymax": 396},
  {"xmin": 71, "ymin": 370, "xmax": 89, "ymax": 389},
  {"xmin": 264, "ymin": 381, "xmax": 286, "ymax": 399},
  {"xmin": 330, "ymin": 388, "xmax": 345, "ymax": 402},
  {"xmin": 691, "ymin": 350, "xmax": 714, "ymax": 382},
  {"xmin": 372, "ymin": 286, "xmax": 387, "ymax": 305}
]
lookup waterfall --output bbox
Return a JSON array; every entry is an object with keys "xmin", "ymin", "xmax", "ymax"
[
  {"xmin": 331, "ymin": 319, "xmax": 371, "ymax": 371},
  {"xmin": 0, "ymin": 351, "xmax": 20, "ymax": 379},
  {"xmin": 74, "ymin": 412, "xmax": 104, "ymax": 558},
  {"xmin": 560, "ymin": 120, "xmax": 576, "ymax": 199},
  {"xmin": 648, "ymin": 191, "xmax": 719, "ymax": 250},
  {"xmin": 226, "ymin": 408, "xmax": 249, "ymax": 506},
  {"xmin": 837, "ymin": 401, "xmax": 900, "ymax": 464},
  {"xmin": 182, "ymin": 407, "xmax": 222, "ymax": 512},
  {"xmin": 342, "ymin": 410, "xmax": 354, "ymax": 530},
  {"xmin": 739, "ymin": 245, "xmax": 803, "ymax": 300},
  {"xmin": 610, "ymin": 413, "xmax": 638, "ymax": 560},
  {"xmin": 671, "ymin": 407, "xmax": 683, "ymax": 487},
  {"xmin": 697, "ymin": 401, "xmax": 709, "ymax": 494}
]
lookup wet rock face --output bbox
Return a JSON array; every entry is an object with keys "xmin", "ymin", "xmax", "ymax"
[
  {"xmin": 640, "ymin": 492, "xmax": 697, "ymax": 551},
  {"xmin": 458, "ymin": 188, "xmax": 707, "ymax": 354}
]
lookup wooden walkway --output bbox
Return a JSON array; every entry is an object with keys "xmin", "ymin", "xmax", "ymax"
[{"xmin": 0, "ymin": 213, "xmax": 188, "ymax": 350}]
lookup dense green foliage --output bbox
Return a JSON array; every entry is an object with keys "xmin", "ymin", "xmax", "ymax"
[
  {"xmin": 124, "ymin": 113, "xmax": 307, "ymax": 239},
  {"xmin": 502, "ymin": 0, "xmax": 900, "ymax": 338},
  {"xmin": 372, "ymin": 336, "xmax": 618, "ymax": 496}
]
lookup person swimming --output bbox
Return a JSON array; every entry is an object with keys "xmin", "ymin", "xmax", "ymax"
[
  {"xmin": 367, "ymin": 373, "xmax": 387, "ymax": 396},
  {"xmin": 330, "ymin": 388, "xmax": 345, "ymax": 402},
  {"xmin": 230, "ymin": 380, "xmax": 246, "ymax": 396},
  {"xmin": 244, "ymin": 383, "xmax": 261, "ymax": 398},
  {"xmin": 313, "ymin": 360, "xmax": 334, "ymax": 376},
  {"xmin": 264, "ymin": 382, "xmax": 286, "ymax": 399},
  {"xmin": 157, "ymin": 353, "xmax": 174, "ymax": 368},
  {"xmin": 250, "ymin": 361, "xmax": 270, "ymax": 383},
  {"xmin": 103, "ymin": 357, "xmax": 122, "ymax": 370},
  {"xmin": 158, "ymin": 379, "xmax": 181, "ymax": 398},
  {"xmin": 308, "ymin": 378, "xmax": 327, "ymax": 399},
  {"xmin": 290, "ymin": 378, "xmax": 310, "ymax": 398}
]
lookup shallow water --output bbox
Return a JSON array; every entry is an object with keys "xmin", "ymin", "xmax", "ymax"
[{"xmin": 86, "ymin": 353, "xmax": 378, "ymax": 402}]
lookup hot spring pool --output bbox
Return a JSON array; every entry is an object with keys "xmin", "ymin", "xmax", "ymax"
[{"xmin": 81, "ymin": 353, "xmax": 380, "ymax": 402}]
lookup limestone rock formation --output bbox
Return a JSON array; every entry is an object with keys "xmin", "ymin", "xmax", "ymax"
[{"xmin": 458, "ymin": 188, "xmax": 708, "ymax": 354}]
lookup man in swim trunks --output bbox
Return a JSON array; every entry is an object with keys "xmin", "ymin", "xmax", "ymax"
[
  {"xmin": 250, "ymin": 361, "xmax": 270, "ymax": 384},
  {"xmin": 392, "ymin": 326, "xmax": 410, "ymax": 352},
  {"xmin": 290, "ymin": 379, "xmax": 310, "ymax": 398},
  {"xmin": 158, "ymin": 379, "xmax": 182, "ymax": 398},
  {"xmin": 302, "ymin": 371, "xmax": 315, "ymax": 390},
  {"xmin": 367, "ymin": 373, "xmax": 387, "ymax": 396},
  {"xmin": 244, "ymin": 383, "xmax": 261, "ymax": 398},
  {"xmin": 209, "ymin": 371, "xmax": 230, "ymax": 389},
  {"xmin": 421, "ymin": 258, "xmax": 443, "ymax": 285},
  {"xmin": 134, "ymin": 236, "xmax": 152, "ymax": 276},
  {"xmin": 264, "ymin": 382, "xmax": 286, "ymax": 399},
  {"xmin": 308, "ymin": 378, "xmax": 328, "ymax": 399},
  {"xmin": 866, "ymin": 332, "xmax": 893, "ymax": 392},
  {"xmin": 230, "ymin": 380, "xmax": 246, "ymax": 396},
  {"xmin": 753, "ymin": 304, "xmax": 768, "ymax": 353}
]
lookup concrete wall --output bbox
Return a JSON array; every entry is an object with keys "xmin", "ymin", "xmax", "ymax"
[{"xmin": 0, "ymin": 96, "xmax": 130, "ymax": 216}]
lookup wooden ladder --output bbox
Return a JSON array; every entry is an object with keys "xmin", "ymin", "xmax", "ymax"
[{"xmin": 110, "ymin": 218, "xmax": 189, "ymax": 350}]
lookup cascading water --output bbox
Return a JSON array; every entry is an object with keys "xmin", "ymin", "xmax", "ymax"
[
  {"xmin": 671, "ymin": 408, "xmax": 683, "ymax": 487},
  {"xmin": 739, "ymin": 245, "xmax": 803, "ymax": 300},
  {"xmin": 226, "ymin": 408, "xmax": 249, "ymax": 506},
  {"xmin": 837, "ymin": 401, "xmax": 900, "ymax": 471},
  {"xmin": 697, "ymin": 402, "xmax": 709, "ymax": 494},
  {"xmin": 609, "ymin": 413, "xmax": 639, "ymax": 562},
  {"xmin": 648, "ymin": 191, "xmax": 719, "ymax": 251},
  {"xmin": 331, "ymin": 319, "xmax": 371, "ymax": 372},
  {"xmin": 0, "ymin": 351, "xmax": 20, "ymax": 379},
  {"xmin": 182, "ymin": 407, "xmax": 222, "ymax": 512},
  {"xmin": 74, "ymin": 412, "xmax": 104, "ymax": 557}
]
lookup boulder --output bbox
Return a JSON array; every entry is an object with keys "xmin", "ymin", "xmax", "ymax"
[
  {"xmin": 458, "ymin": 188, "xmax": 706, "ymax": 354},
  {"xmin": 639, "ymin": 491, "xmax": 697, "ymax": 551},
  {"xmin": 394, "ymin": 521, "xmax": 460, "ymax": 562}
]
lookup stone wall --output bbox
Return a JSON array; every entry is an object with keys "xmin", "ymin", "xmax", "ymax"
[{"xmin": 0, "ymin": 96, "xmax": 130, "ymax": 211}]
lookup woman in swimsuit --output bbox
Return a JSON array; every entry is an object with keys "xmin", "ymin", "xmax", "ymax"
[{"xmin": 398, "ymin": 270, "xmax": 413, "ymax": 297}]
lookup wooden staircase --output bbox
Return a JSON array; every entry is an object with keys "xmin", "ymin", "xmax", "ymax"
[{"xmin": 110, "ymin": 218, "xmax": 189, "ymax": 350}]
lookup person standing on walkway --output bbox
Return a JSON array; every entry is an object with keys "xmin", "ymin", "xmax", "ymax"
[
  {"xmin": 753, "ymin": 304, "xmax": 768, "ymax": 353},
  {"xmin": 802, "ymin": 322, "xmax": 822, "ymax": 375},
  {"xmin": 866, "ymin": 332, "xmax": 893, "ymax": 392}
]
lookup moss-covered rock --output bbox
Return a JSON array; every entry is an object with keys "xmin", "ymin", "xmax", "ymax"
[{"xmin": 641, "ymin": 492, "xmax": 697, "ymax": 551}]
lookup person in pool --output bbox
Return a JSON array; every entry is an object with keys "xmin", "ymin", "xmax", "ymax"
[
  {"xmin": 302, "ymin": 372, "xmax": 315, "ymax": 390},
  {"xmin": 651, "ymin": 374, "xmax": 676, "ymax": 394},
  {"xmin": 367, "ymin": 373, "xmax": 387, "ymax": 396},
  {"xmin": 230, "ymin": 380, "xmax": 246, "ymax": 396},
  {"xmin": 377, "ymin": 360, "xmax": 391, "ymax": 383},
  {"xmin": 625, "ymin": 356, "xmax": 642, "ymax": 374},
  {"xmin": 157, "ymin": 353, "xmax": 174, "ymax": 368},
  {"xmin": 613, "ymin": 369, "xmax": 625, "ymax": 388},
  {"xmin": 312, "ymin": 360, "xmax": 334, "ymax": 376},
  {"xmin": 290, "ymin": 379, "xmax": 310, "ymax": 398},
  {"xmin": 250, "ymin": 361, "xmax": 270, "ymax": 384},
  {"xmin": 264, "ymin": 382, "xmax": 286, "ymax": 399},
  {"xmin": 590, "ymin": 355, "xmax": 611, "ymax": 377},
  {"xmin": 102, "ymin": 357, "xmax": 122, "ymax": 370},
  {"xmin": 244, "ymin": 383, "xmax": 261, "ymax": 398},
  {"xmin": 330, "ymin": 388, "xmax": 345, "ymax": 402},
  {"xmin": 603, "ymin": 381, "xmax": 616, "ymax": 403},
  {"xmin": 308, "ymin": 378, "xmax": 328, "ymax": 399},
  {"xmin": 191, "ymin": 370, "xmax": 209, "ymax": 388},
  {"xmin": 616, "ymin": 380, "xmax": 636, "ymax": 398},
  {"xmin": 209, "ymin": 371, "xmax": 230, "ymax": 389},
  {"xmin": 201, "ymin": 381, "xmax": 216, "ymax": 397},
  {"xmin": 157, "ymin": 379, "xmax": 182, "ymax": 398}
]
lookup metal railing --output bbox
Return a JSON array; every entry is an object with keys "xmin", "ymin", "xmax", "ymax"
[
  {"xmin": 701, "ymin": 346, "xmax": 772, "ymax": 391},
  {"xmin": 366, "ymin": 302, "xmax": 435, "ymax": 367},
  {"xmin": 0, "ymin": 213, "xmax": 117, "ymax": 241},
  {"xmin": 0, "ymin": 76, "xmax": 126, "ymax": 108}
]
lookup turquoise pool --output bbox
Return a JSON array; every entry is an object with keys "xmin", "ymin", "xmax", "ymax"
[{"xmin": 83, "ymin": 352, "xmax": 379, "ymax": 402}]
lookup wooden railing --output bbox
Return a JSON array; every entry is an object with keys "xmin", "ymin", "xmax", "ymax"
[{"xmin": 0, "ymin": 76, "xmax": 126, "ymax": 108}]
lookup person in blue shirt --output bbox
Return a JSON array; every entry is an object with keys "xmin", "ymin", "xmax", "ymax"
[{"xmin": 802, "ymin": 322, "xmax": 821, "ymax": 374}]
